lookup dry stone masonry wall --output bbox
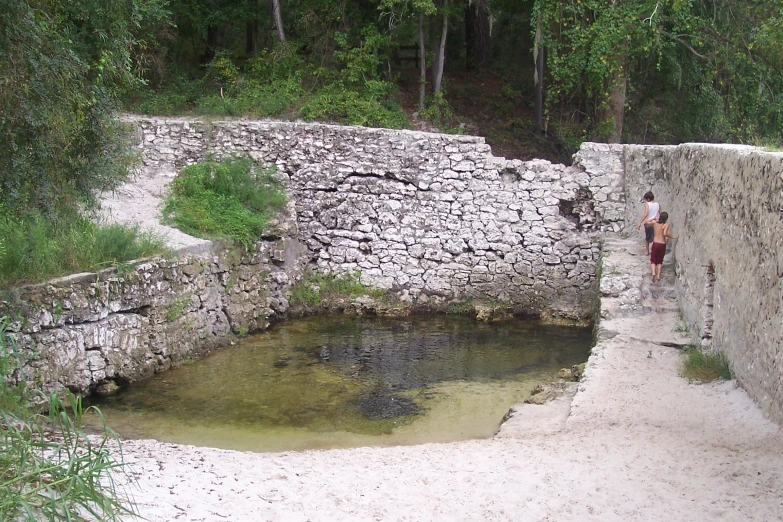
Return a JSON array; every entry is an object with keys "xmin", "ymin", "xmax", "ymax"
[
  {"xmin": 6, "ymin": 116, "xmax": 782, "ymax": 425},
  {"xmin": 621, "ymin": 144, "xmax": 783, "ymax": 424},
  {"xmin": 2, "ymin": 226, "xmax": 308, "ymax": 396},
  {"xmin": 129, "ymin": 116, "xmax": 626, "ymax": 318}
]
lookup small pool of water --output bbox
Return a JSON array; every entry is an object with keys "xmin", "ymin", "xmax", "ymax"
[{"xmin": 87, "ymin": 315, "xmax": 592, "ymax": 452}]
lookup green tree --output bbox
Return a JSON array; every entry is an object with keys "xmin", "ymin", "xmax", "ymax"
[
  {"xmin": 536, "ymin": 0, "xmax": 783, "ymax": 146},
  {"xmin": 0, "ymin": 0, "xmax": 169, "ymax": 214}
]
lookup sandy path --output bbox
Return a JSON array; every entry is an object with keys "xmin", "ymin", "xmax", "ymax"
[
  {"xmin": 106, "ymin": 236, "xmax": 783, "ymax": 522},
  {"xmin": 99, "ymin": 166, "xmax": 214, "ymax": 255}
]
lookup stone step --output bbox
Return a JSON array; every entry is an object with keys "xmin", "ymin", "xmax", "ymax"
[
  {"xmin": 642, "ymin": 284, "xmax": 678, "ymax": 301},
  {"xmin": 641, "ymin": 298, "xmax": 680, "ymax": 314}
]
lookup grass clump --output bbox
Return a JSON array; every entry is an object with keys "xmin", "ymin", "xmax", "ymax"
[
  {"xmin": 0, "ymin": 209, "xmax": 165, "ymax": 288},
  {"xmin": 163, "ymin": 157, "xmax": 287, "ymax": 249},
  {"xmin": 166, "ymin": 295, "xmax": 191, "ymax": 321},
  {"xmin": 680, "ymin": 345, "xmax": 733, "ymax": 383},
  {"xmin": 290, "ymin": 269, "xmax": 386, "ymax": 309},
  {"xmin": 0, "ymin": 318, "xmax": 136, "ymax": 520}
]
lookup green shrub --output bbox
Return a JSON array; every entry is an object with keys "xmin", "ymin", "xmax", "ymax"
[
  {"xmin": 301, "ymin": 85, "xmax": 410, "ymax": 129},
  {"xmin": 122, "ymin": 43, "xmax": 411, "ymax": 129},
  {"xmin": 420, "ymin": 92, "xmax": 462, "ymax": 134},
  {"xmin": 680, "ymin": 345, "xmax": 733, "ymax": 383},
  {"xmin": 0, "ymin": 210, "xmax": 165, "ymax": 287},
  {"xmin": 163, "ymin": 157, "xmax": 288, "ymax": 249},
  {"xmin": 290, "ymin": 270, "xmax": 386, "ymax": 308}
]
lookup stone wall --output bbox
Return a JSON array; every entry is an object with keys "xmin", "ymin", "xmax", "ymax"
[
  {"xmin": 622, "ymin": 144, "xmax": 783, "ymax": 424},
  {"xmin": 1, "ymin": 218, "xmax": 308, "ymax": 396},
  {"xmin": 128, "ymin": 117, "xmax": 626, "ymax": 318}
]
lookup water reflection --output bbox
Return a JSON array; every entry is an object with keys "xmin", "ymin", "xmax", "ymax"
[{"xmin": 87, "ymin": 315, "xmax": 591, "ymax": 452}]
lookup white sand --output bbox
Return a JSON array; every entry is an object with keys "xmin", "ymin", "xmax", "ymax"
[
  {"xmin": 99, "ymin": 166, "xmax": 214, "ymax": 255},
  {"xmin": 107, "ymin": 237, "xmax": 783, "ymax": 522}
]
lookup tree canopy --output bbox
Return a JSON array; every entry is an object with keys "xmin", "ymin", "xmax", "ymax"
[
  {"xmin": 1, "ymin": 0, "xmax": 781, "ymax": 214},
  {"xmin": 0, "ymin": 0, "xmax": 168, "ymax": 213}
]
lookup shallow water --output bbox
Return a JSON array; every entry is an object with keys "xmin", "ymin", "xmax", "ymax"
[{"xmin": 88, "ymin": 315, "xmax": 592, "ymax": 452}]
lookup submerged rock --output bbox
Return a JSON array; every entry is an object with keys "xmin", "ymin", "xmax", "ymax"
[
  {"xmin": 94, "ymin": 380, "xmax": 121, "ymax": 397},
  {"xmin": 557, "ymin": 362, "xmax": 587, "ymax": 382},
  {"xmin": 354, "ymin": 390, "xmax": 422, "ymax": 420}
]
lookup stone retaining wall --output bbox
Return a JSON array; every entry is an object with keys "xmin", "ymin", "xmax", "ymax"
[
  {"xmin": 5, "ymin": 115, "xmax": 781, "ymax": 424},
  {"xmin": 621, "ymin": 144, "xmax": 783, "ymax": 424},
  {"xmin": 1, "ymin": 219, "xmax": 308, "ymax": 395},
  {"xmin": 128, "ymin": 116, "xmax": 626, "ymax": 318}
]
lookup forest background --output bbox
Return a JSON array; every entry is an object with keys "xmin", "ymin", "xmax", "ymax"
[{"xmin": 0, "ymin": 0, "xmax": 782, "ymax": 279}]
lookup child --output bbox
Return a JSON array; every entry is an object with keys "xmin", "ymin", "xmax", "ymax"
[
  {"xmin": 646, "ymin": 212, "xmax": 679, "ymax": 282},
  {"xmin": 636, "ymin": 191, "xmax": 660, "ymax": 255}
]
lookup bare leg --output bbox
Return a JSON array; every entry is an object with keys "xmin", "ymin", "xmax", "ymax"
[
  {"xmin": 645, "ymin": 241, "xmax": 650, "ymax": 256},
  {"xmin": 650, "ymin": 263, "xmax": 656, "ymax": 281},
  {"xmin": 654, "ymin": 264, "xmax": 662, "ymax": 282}
]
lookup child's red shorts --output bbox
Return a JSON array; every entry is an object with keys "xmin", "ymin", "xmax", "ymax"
[{"xmin": 650, "ymin": 242, "xmax": 666, "ymax": 265}]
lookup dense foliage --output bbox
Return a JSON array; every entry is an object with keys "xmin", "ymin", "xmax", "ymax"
[
  {"xmin": 114, "ymin": 0, "xmax": 782, "ymax": 155},
  {"xmin": 0, "ymin": 0, "xmax": 170, "ymax": 287},
  {"xmin": 0, "ymin": 206, "xmax": 165, "ymax": 287},
  {"xmin": 0, "ymin": 0, "xmax": 168, "ymax": 214},
  {"xmin": 538, "ymin": 0, "xmax": 783, "ymax": 146},
  {"xmin": 163, "ymin": 157, "xmax": 288, "ymax": 248}
]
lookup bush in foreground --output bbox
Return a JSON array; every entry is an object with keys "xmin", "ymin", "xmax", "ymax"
[
  {"xmin": 163, "ymin": 157, "xmax": 288, "ymax": 249},
  {"xmin": 0, "ymin": 318, "xmax": 136, "ymax": 521}
]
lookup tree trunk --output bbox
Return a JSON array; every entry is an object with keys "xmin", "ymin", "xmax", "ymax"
[
  {"xmin": 433, "ymin": 7, "xmax": 448, "ymax": 94},
  {"xmin": 201, "ymin": 25, "xmax": 218, "ymax": 63},
  {"xmin": 272, "ymin": 0, "xmax": 286, "ymax": 44},
  {"xmin": 419, "ymin": 13, "xmax": 427, "ymax": 109},
  {"xmin": 602, "ymin": 47, "xmax": 627, "ymax": 143},
  {"xmin": 464, "ymin": 1, "xmax": 473, "ymax": 69},
  {"xmin": 430, "ymin": 10, "xmax": 440, "ymax": 88},
  {"xmin": 246, "ymin": 0, "xmax": 259, "ymax": 56},
  {"xmin": 466, "ymin": 0, "xmax": 490, "ymax": 69},
  {"xmin": 534, "ymin": 10, "xmax": 544, "ymax": 133}
]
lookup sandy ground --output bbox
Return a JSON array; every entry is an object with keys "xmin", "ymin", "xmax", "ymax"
[{"xmin": 99, "ymin": 172, "xmax": 783, "ymax": 521}]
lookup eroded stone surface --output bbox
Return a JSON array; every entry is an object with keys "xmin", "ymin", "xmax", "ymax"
[
  {"xmin": 1, "ymin": 224, "xmax": 309, "ymax": 396},
  {"xmin": 125, "ymin": 116, "xmax": 627, "ymax": 319}
]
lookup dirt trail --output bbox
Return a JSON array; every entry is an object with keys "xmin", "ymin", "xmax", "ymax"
[{"xmin": 110, "ymin": 236, "xmax": 783, "ymax": 522}]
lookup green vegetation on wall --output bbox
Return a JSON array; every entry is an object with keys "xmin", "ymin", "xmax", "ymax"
[
  {"xmin": 290, "ymin": 269, "xmax": 387, "ymax": 310},
  {"xmin": 163, "ymin": 157, "xmax": 288, "ymax": 249},
  {"xmin": 680, "ymin": 344, "xmax": 733, "ymax": 383}
]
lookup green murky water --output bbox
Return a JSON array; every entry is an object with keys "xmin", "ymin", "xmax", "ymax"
[{"xmin": 87, "ymin": 315, "xmax": 592, "ymax": 452}]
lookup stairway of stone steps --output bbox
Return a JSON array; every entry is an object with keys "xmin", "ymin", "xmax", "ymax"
[
  {"xmin": 640, "ymin": 266, "xmax": 680, "ymax": 314},
  {"xmin": 599, "ymin": 235, "xmax": 682, "ymax": 319}
]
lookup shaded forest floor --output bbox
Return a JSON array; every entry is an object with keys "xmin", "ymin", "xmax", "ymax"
[{"xmin": 395, "ymin": 68, "xmax": 566, "ymax": 163}]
